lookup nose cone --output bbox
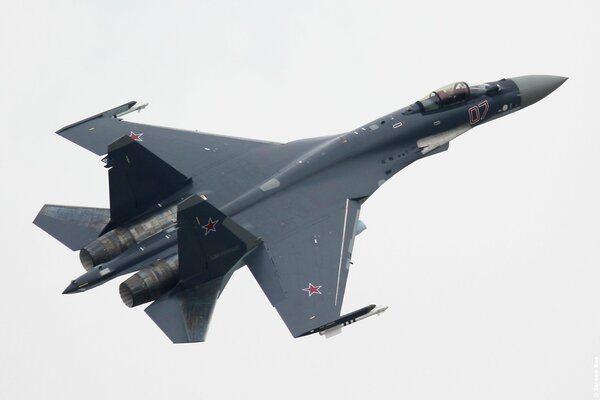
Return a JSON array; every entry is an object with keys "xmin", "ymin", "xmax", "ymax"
[
  {"xmin": 63, "ymin": 281, "xmax": 79, "ymax": 294},
  {"xmin": 510, "ymin": 75, "xmax": 568, "ymax": 108}
]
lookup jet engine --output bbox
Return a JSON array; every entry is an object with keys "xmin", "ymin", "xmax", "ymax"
[
  {"xmin": 119, "ymin": 254, "xmax": 179, "ymax": 307},
  {"xmin": 79, "ymin": 207, "xmax": 176, "ymax": 270}
]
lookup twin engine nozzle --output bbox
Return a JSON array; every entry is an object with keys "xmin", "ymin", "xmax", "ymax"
[
  {"xmin": 76, "ymin": 207, "xmax": 181, "ymax": 307},
  {"xmin": 119, "ymin": 254, "xmax": 179, "ymax": 308},
  {"xmin": 79, "ymin": 206, "xmax": 177, "ymax": 270}
]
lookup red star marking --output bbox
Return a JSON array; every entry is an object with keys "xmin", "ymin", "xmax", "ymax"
[
  {"xmin": 302, "ymin": 283, "xmax": 322, "ymax": 296},
  {"xmin": 202, "ymin": 217, "xmax": 219, "ymax": 235},
  {"xmin": 129, "ymin": 131, "xmax": 144, "ymax": 142}
]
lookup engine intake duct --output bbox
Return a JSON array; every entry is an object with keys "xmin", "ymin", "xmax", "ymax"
[
  {"xmin": 119, "ymin": 254, "xmax": 179, "ymax": 308},
  {"xmin": 79, "ymin": 206, "xmax": 176, "ymax": 271}
]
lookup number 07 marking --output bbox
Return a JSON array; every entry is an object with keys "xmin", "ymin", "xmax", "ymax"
[{"xmin": 468, "ymin": 100, "xmax": 489, "ymax": 125}]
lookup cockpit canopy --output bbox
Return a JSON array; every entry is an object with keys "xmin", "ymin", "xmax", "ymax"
[
  {"xmin": 417, "ymin": 81, "xmax": 470, "ymax": 112},
  {"xmin": 402, "ymin": 81, "xmax": 498, "ymax": 114}
]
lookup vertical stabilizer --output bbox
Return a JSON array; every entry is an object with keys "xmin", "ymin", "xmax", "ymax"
[{"xmin": 105, "ymin": 135, "xmax": 191, "ymax": 227}]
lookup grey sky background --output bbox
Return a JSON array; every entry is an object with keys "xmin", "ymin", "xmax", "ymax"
[{"xmin": 1, "ymin": 1, "xmax": 598, "ymax": 399}]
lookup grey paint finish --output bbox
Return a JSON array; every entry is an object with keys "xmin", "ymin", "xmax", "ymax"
[
  {"xmin": 34, "ymin": 75, "xmax": 567, "ymax": 342},
  {"xmin": 511, "ymin": 75, "xmax": 568, "ymax": 108},
  {"xmin": 246, "ymin": 199, "xmax": 361, "ymax": 337},
  {"xmin": 145, "ymin": 272, "xmax": 233, "ymax": 343},
  {"xmin": 33, "ymin": 205, "xmax": 110, "ymax": 251}
]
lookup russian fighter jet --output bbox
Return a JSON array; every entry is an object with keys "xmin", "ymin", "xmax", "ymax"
[{"xmin": 34, "ymin": 75, "xmax": 566, "ymax": 342}]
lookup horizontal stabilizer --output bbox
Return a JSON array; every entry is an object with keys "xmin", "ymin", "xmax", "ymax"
[
  {"xmin": 106, "ymin": 135, "xmax": 191, "ymax": 226},
  {"xmin": 33, "ymin": 205, "xmax": 110, "ymax": 250},
  {"xmin": 145, "ymin": 273, "xmax": 232, "ymax": 343}
]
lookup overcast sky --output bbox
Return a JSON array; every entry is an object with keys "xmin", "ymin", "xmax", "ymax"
[{"xmin": 1, "ymin": 1, "xmax": 599, "ymax": 399}]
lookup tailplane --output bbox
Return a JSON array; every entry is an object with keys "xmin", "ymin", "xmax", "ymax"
[{"xmin": 33, "ymin": 205, "xmax": 111, "ymax": 250}]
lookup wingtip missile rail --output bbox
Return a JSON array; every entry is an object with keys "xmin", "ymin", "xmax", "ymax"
[{"xmin": 319, "ymin": 305, "xmax": 389, "ymax": 338}]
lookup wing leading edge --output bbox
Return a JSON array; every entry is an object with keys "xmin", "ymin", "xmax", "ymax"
[{"xmin": 56, "ymin": 101, "xmax": 281, "ymax": 178}]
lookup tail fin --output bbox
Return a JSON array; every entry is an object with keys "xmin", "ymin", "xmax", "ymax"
[
  {"xmin": 176, "ymin": 195, "xmax": 261, "ymax": 282},
  {"xmin": 144, "ymin": 195, "xmax": 261, "ymax": 343},
  {"xmin": 105, "ymin": 135, "xmax": 191, "ymax": 227},
  {"xmin": 33, "ymin": 205, "xmax": 110, "ymax": 250}
]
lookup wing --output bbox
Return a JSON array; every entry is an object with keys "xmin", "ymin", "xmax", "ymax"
[
  {"xmin": 245, "ymin": 199, "xmax": 362, "ymax": 337},
  {"xmin": 56, "ymin": 102, "xmax": 335, "ymax": 210},
  {"xmin": 56, "ymin": 102, "xmax": 280, "ymax": 178},
  {"xmin": 238, "ymin": 143, "xmax": 421, "ymax": 337}
]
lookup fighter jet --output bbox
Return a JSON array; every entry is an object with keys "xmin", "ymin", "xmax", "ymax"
[{"xmin": 34, "ymin": 75, "xmax": 566, "ymax": 342}]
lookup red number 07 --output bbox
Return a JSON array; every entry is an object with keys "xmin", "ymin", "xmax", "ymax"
[{"xmin": 468, "ymin": 100, "xmax": 489, "ymax": 125}]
